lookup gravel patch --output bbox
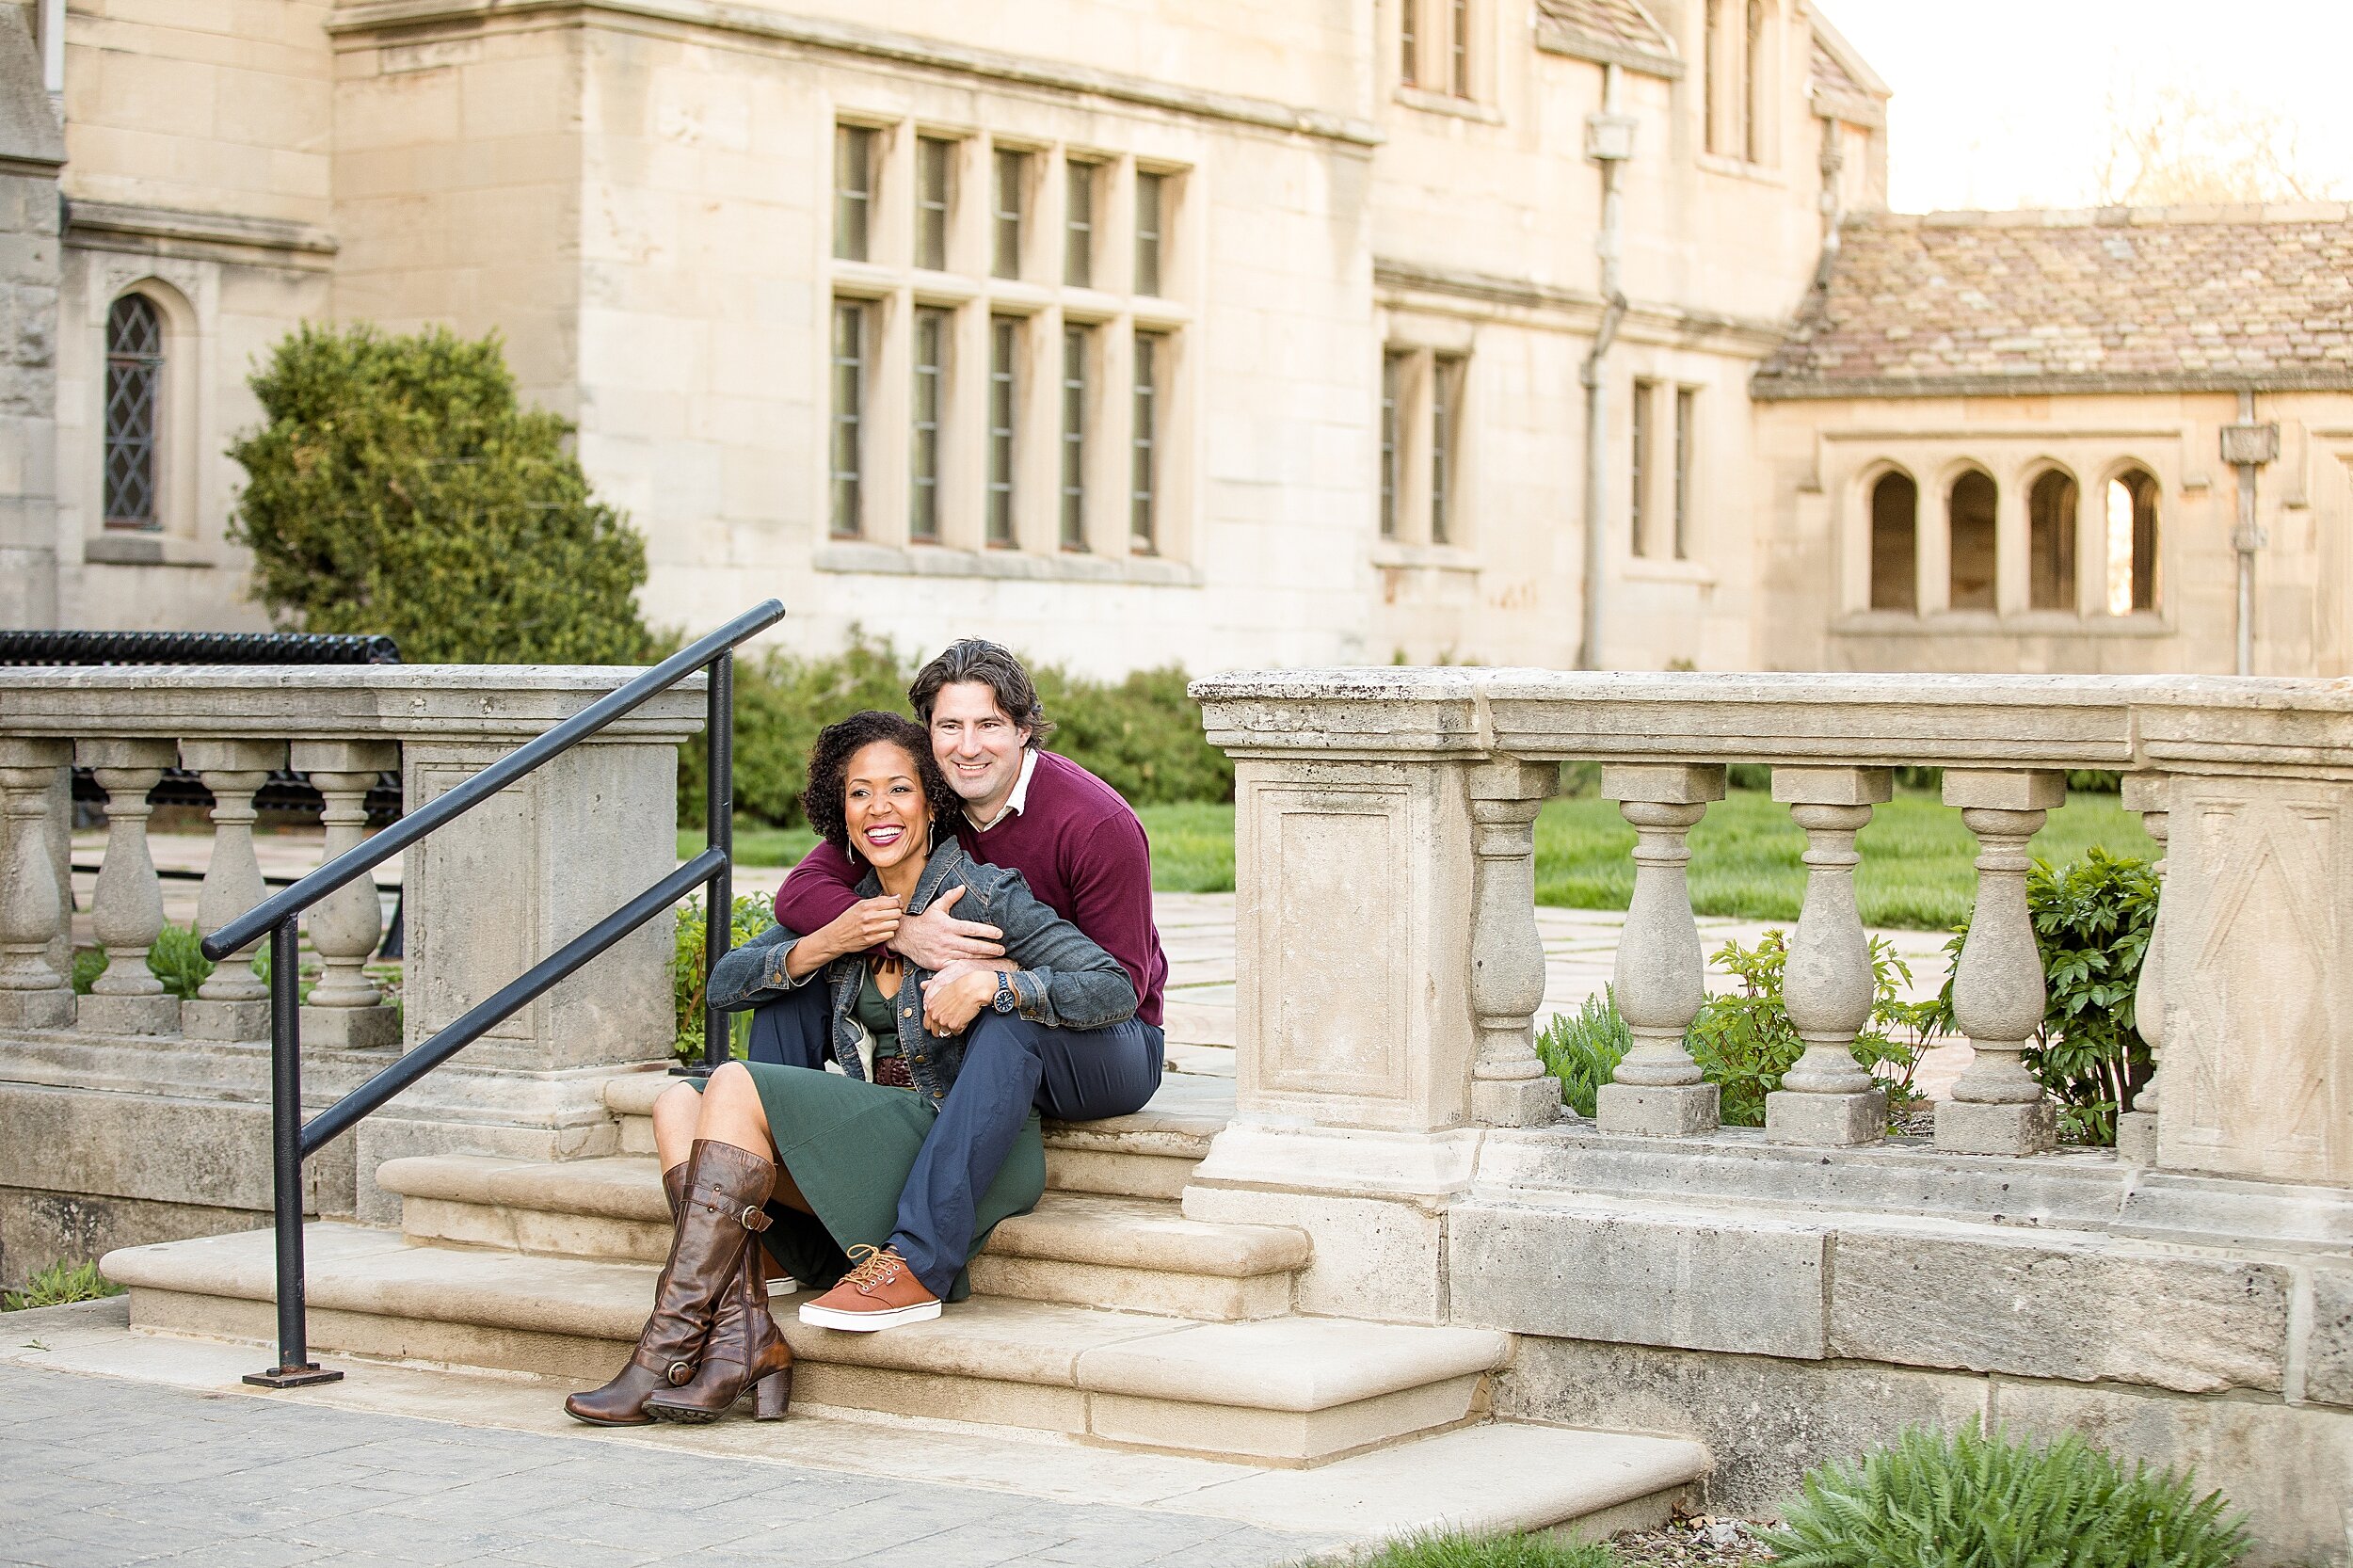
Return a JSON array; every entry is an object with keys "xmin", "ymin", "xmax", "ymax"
[{"xmin": 1607, "ymin": 1515, "xmax": 1775, "ymax": 1566}]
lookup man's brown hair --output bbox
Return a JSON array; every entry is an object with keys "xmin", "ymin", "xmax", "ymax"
[{"xmin": 907, "ymin": 638, "xmax": 1054, "ymax": 747}]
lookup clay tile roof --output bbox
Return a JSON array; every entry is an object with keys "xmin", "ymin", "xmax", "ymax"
[
  {"xmin": 1534, "ymin": 0, "xmax": 1680, "ymax": 76},
  {"xmin": 1753, "ymin": 206, "xmax": 2353, "ymax": 398}
]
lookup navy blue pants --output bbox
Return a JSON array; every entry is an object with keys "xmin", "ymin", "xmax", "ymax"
[{"xmin": 746, "ymin": 983, "xmax": 1165, "ymax": 1297}]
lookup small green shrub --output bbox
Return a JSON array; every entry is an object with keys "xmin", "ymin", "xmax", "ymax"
[
  {"xmin": 1302, "ymin": 1529, "xmax": 1616, "ymax": 1568},
  {"xmin": 70, "ymin": 946, "xmax": 104, "ymax": 995},
  {"xmin": 1921, "ymin": 847, "xmax": 2157, "ymax": 1145},
  {"xmin": 1535, "ymin": 989, "xmax": 1631, "ymax": 1119},
  {"xmin": 671, "ymin": 894, "xmax": 776, "ymax": 1064},
  {"xmin": 1761, "ymin": 1422, "xmax": 2248, "ymax": 1568},
  {"xmin": 3, "ymin": 1259, "xmax": 124, "ymax": 1311},
  {"xmin": 146, "ymin": 921, "xmax": 213, "ymax": 1000},
  {"xmin": 1686, "ymin": 930, "xmax": 1941, "ymax": 1127},
  {"xmin": 230, "ymin": 323, "xmax": 651, "ymax": 664}
]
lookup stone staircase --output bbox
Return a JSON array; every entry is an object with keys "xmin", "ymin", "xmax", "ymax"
[{"xmin": 104, "ymin": 1068, "xmax": 1710, "ymax": 1536}]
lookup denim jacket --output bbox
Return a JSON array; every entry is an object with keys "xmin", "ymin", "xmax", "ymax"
[{"xmin": 704, "ymin": 838, "xmax": 1138, "ymax": 1110}]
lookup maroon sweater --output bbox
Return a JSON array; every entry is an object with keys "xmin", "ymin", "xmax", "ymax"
[{"xmin": 773, "ymin": 749, "xmax": 1168, "ymax": 1028}]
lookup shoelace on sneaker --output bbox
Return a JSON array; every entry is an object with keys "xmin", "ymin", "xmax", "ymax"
[{"xmin": 840, "ymin": 1243, "xmax": 907, "ymax": 1296}]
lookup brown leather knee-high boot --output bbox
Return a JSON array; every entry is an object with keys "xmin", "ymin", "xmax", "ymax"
[
  {"xmin": 645, "ymin": 1222, "xmax": 794, "ymax": 1423},
  {"xmin": 565, "ymin": 1142, "xmax": 773, "ymax": 1426}
]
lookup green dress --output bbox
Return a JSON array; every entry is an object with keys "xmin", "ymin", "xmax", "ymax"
[{"xmin": 697, "ymin": 966, "xmax": 1045, "ymax": 1301}]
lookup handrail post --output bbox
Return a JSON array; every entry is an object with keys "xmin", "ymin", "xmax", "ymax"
[
  {"xmin": 245, "ymin": 916, "xmax": 342, "ymax": 1389},
  {"xmin": 702, "ymin": 648, "xmax": 734, "ymax": 1073}
]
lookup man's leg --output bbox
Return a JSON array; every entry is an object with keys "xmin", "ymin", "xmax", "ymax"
[
  {"xmin": 886, "ymin": 1012, "xmax": 1164, "ymax": 1298},
  {"xmin": 744, "ymin": 980, "xmax": 831, "ymax": 1070}
]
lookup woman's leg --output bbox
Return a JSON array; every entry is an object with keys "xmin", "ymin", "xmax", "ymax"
[{"xmin": 659, "ymin": 1066, "xmax": 813, "ymax": 1214}]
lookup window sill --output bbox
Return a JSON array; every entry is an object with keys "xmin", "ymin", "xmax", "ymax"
[
  {"xmin": 814, "ymin": 540, "xmax": 1199, "ymax": 586},
  {"xmin": 1623, "ymin": 557, "xmax": 1715, "ymax": 586},
  {"xmin": 1832, "ymin": 610, "xmax": 2174, "ymax": 638},
  {"xmin": 1393, "ymin": 87, "xmax": 1503, "ymax": 125},
  {"xmin": 1371, "ymin": 539, "xmax": 1480, "ymax": 573},
  {"xmin": 85, "ymin": 533, "xmax": 217, "ymax": 568},
  {"xmin": 1695, "ymin": 152, "xmax": 1785, "ymax": 186}
]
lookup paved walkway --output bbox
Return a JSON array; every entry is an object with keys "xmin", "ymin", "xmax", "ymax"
[{"xmin": 0, "ymin": 1313, "xmax": 1333, "ymax": 1568}]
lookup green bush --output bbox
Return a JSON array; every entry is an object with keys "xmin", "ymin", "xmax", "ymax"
[
  {"xmin": 1922, "ymin": 847, "xmax": 2158, "ymax": 1144},
  {"xmin": 684, "ymin": 630, "xmax": 1233, "ymax": 830},
  {"xmin": 671, "ymin": 894, "xmax": 777, "ymax": 1064},
  {"xmin": 1534, "ymin": 989, "xmax": 1631, "ymax": 1119},
  {"xmin": 1686, "ymin": 930, "xmax": 1940, "ymax": 1127},
  {"xmin": 146, "ymin": 921, "xmax": 213, "ymax": 1000},
  {"xmin": 230, "ymin": 323, "xmax": 651, "ymax": 664},
  {"xmin": 3, "ymin": 1259, "xmax": 124, "ymax": 1311},
  {"xmin": 1761, "ymin": 1422, "xmax": 2247, "ymax": 1568},
  {"xmin": 69, "ymin": 946, "xmax": 104, "ymax": 995}
]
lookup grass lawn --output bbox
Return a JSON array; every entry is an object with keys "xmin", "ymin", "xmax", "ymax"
[{"xmin": 698, "ymin": 790, "xmax": 2151, "ymax": 929}]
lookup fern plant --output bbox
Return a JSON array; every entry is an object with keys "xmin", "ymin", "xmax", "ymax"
[
  {"xmin": 671, "ymin": 894, "xmax": 776, "ymax": 1064},
  {"xmin": 1761, "ymin": 1423, "xmax": 2249, "ymax": 1568},
  {"xmin": 1534, "ymin": 989, "xmax": 1631, "ymax": 1119}
]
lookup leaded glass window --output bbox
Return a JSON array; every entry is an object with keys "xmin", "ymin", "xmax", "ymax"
[{"xmin": 104, "ymin": 296, "xmax": 163, "ymax": 530}]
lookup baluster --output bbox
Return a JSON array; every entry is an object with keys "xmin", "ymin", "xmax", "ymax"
[
  {"xmin": 74, "ymin": 740, "xmax": 182, "ymax": 1034},
  {"xmin": 1468, "ymin": 760, "xmax": 1563, "ymax": 1127},
  {"xmin": 1595, "ymin": 762, "xmax": 1725, "ymax": 1137},
  {"xmin": 2115, "ymin": 773, "xmax": 2169, "ymax": 1165},
  {"xmin": 1935, "ymin": 768, "xmax": 2063, "ymax": 1156},
  {"xmin": 0, "ymin": 739, "xmax": 74, "ymax": 1030},
  {"xmin": 291, "ymin": 742, "xmax": 400, "ymax": 1050},
  {"xmin": 181, "ymin": 740, "xmax": 289, "ymax": 1042},
  {"xmin": 1766, "ymin": 766, "xmax": 1892, "ymax": 1145}
]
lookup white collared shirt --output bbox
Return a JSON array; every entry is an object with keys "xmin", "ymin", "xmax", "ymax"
[{"xmin": 968, "ymin": 747, "xmax": 1038, "ymax": 833}]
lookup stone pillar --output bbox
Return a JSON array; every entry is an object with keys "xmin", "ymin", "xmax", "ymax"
[
  {"xmin": 1468, "ymin": 760, "xmax": 1562, "ymax": 1128},
  {"xmin": 1935, "ymin": 768, "xmax": 2063, "ymax": 1156},
  {"xmin": 0, "ymin": 737, "xmax": 72, "ymax": 1029},
  {"xmin": 181, "ymin": 739, "xmax": 288, "ymax": 1042},
  {"xmin": 0, "ymin": 15, "xmax": 64, "ymax": 632},
  {"xmin": 1595, "ymin": 762, "xmax": 1724, "ymax": 1137},
  {"xmin": 1765, "ymin": 766, "xmax": 1891, "ymax": 1146},
  {"xmin": 75, "ymin": 739, "xmax": 181, "ymax": 1036},
  {"xmin": 291, "ymin": 742, "xmax": 400, "ymax": 1050}
]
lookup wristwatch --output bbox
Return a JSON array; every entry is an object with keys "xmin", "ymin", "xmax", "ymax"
[{"xmin": 992, "ymin": 971, "xmax": 1017, "ymax": 1016}]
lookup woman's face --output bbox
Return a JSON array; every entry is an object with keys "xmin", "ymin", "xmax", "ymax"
[{"xmin": 842, "ymin": 739, "xmax": 930, "ymax": 871}]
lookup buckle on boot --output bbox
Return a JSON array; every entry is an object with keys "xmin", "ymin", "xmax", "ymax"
[
  {"xmin": 740, "ymin": 1205, "xmax": 773, "ymax": 1233},
  {"xmin": 666, "ymin": 1360, "xmax": 695, "ymax": 1386}
]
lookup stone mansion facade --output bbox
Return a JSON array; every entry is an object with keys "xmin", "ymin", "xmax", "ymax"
[{"xmin": 11, "ymin": 0, "xmax": 2353, "ymax": 676}]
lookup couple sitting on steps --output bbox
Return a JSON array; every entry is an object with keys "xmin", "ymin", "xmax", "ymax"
[{"xmin": 566, "ymin": 639, "xmax": 1170, "ymax": 1427}]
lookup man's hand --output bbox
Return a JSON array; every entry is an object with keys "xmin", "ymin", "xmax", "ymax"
[
  {"xmin": 920, "ymin": 968, "xmax": 1000, "ymax": 1036},
  {"xmin": 791, "ymin": 894, "xmax": 904, "ymax": 977},
  {"xmin": 888, "ymin": 886, "xmax": 1005, "ymax": 969}
]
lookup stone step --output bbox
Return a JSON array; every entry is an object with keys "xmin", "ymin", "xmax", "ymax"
[
  {"xmin": 376, "ymin": 1155, "xmax": 1308, "ymax": 1320},
  {"xmin": 104, "ymin": 1224, "xmax": 1513, "ymax": 1468},
  {"xmin": 600, "ymin": 1068, "xmax": 1234, "ymax": 1201}
]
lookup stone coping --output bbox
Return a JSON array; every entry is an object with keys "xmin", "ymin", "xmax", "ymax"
[
  {"xmin": 1192, "ymin": 666, "xmax": 2353, "ymax": 769},
  {"xmin": 0, "ymin": 666, "xmax": 707, "ymax": 744}
]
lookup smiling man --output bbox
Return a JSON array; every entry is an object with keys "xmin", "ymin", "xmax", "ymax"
[{"xmin": 759, "ymin": 640, "xmax": 1170, "ymax": 1327}]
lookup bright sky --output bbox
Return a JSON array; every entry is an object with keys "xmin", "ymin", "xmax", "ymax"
[{"xmin": 1815, "ymin": 1, "xmax": 2353, "ymax": 213}]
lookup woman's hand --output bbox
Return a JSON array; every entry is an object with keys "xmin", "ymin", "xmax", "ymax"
[
  {"xmin": 920, "ymin": 968, "xmax": 1001, "ymax": 1036},
  {"xmin": 787, "ymin": 894, "xmax": 904, "ymax": 978}
]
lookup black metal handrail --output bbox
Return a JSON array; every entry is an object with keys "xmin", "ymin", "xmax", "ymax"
[{"xmin": 213, "ymin": 600, "xmax": 783, "ymax": 1388}]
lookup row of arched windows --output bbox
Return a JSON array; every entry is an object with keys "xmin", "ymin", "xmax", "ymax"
[{"xmin": 1868, "ymin": 465, "xmax": 2159, "ymax": 616}]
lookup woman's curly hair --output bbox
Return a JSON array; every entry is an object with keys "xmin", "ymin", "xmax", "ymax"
[{"xmin": 800, "ymin": 710, "xmax": 963, "ymax": 859}]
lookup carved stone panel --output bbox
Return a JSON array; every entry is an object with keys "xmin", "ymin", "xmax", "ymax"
[{"xmin": 2161, "ymin": 776, "xmax": 2347, "ymax": 1185}]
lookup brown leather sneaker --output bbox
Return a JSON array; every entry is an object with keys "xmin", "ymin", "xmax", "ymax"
[{"xmin": 796, "ymin": 1243, "xmax": 941, "ymax": 1332}]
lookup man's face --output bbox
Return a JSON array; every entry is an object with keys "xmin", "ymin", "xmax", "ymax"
[{"xmin": 929, "ymin": 680, "xmax": 1030, "ymax": 810}]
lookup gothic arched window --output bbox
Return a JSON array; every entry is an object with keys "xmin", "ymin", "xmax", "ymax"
[
  {"xmin": 2106, "ymin": 469, "xmax": 2160, "ymax": 614},
  {"xmin": 2028, "ymin": 468, "xmax": 2078, "ymax": 611},
  {"xmin": 1868, "ymin": 470, "xmax": 1916, "ymax": 611},
  {"xmin": 1947, "ymin": 470, "xmax": 1997, "ymax": 610},
  {"xmin": 104, "ymin": 295, "xmax": 164, "ymax": 530}
]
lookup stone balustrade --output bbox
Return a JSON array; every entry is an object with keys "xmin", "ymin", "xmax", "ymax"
[
  {"xmin": 1191, "ymin": 669, "xmax": 2353, "ymax": 1187},
  {"xmin": 0, "ymin": 667, "xmax": 702, "ymax": 1266}
]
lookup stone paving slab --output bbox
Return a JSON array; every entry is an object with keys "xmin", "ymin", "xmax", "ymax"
[{"xmin": 0, "ymin": 1304, "xmax": 1338, "ymax": 1568}]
